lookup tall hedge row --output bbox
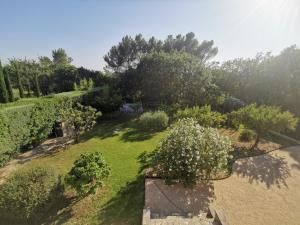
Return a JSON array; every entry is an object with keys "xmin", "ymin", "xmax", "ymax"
[{"xmin": 0, "ymin": 97, "xmax": 73, "ymax": 166}]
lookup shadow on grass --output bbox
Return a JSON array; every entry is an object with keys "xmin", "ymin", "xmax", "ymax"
[
  {"xmin": 98, "ymin": 176, "xmax": 145, "ymax": 225},
  {"xmin": 42, "ymin": 195, "xmax": 79, "ymax": 225},
  {"xmin": 120, "ymin": 129, "xmax": 156, "ymax": 142}
]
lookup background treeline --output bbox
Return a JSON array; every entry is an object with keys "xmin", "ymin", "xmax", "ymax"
[
  {"xmin": 0, "ymin": 48, "xmax": 110, "ymax": 102},
  {"xmin": 1, "ymin": 32, "xmax": 299, "ymax": 137}
]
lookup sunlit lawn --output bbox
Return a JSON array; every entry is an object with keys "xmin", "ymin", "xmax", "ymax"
[
  {"xmin": 5, "ymin": 117, "xmax": 298, "ymax": 225},
  {"xmin": 19, "ymin": 118, "xmax": 167, "ymax": 225}
]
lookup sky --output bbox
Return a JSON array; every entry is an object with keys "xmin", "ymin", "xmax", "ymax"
[{"xmin": 0, "ymin": 0, "xmax": 299, "ymax": 70}]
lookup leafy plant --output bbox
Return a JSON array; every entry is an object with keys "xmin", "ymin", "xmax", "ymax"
[
  {"xmin": 154, "ymin": 118, "xmax": 233, "ymax": 186},
  {"xmin": 175, "ymin": 105, "xmax": 226, "ymax": 128},
  {"xmin": 65, "ymin": 152, "xmax": 111, "ymax": 196},
  {"xmin": 239, "ymin": 128, "xmax": 256, "ymax": 142},
  {"xmin": 64, "ymin": 103, "xmax": 101, "ymax": 142},
  {"xmin": 0, "ymin": 166, "xmax": 63, "ymax": 224},
  {"xmin": 139, "ymin": 111, "xmax": 169, "ymax": 131},
  {"xmin": 231, "ymin": 104, "xmax": 298, "ymax": 148}
]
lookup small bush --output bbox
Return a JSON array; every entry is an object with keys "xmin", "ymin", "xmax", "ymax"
[
  {"xmin": 139, "ymin": 111, "xmax": 169, "ymax": 131},
  {"xmin": 175, "ymin": 105, "xmax": 226, "ymax": 128},
  {"xmin": 65, "ymin": 152, "xmax": 111, "ymax": 196},
  {"xmin": 239, "ymin": 129, "xmax": 256, "ymax": 142},
  {"xmin": 154, "ymin": 118, "xmax": 233, "ymax": 186},
  {"xmin": 0, "ymin": 166, "xmax": 63, "ymax": 224}
]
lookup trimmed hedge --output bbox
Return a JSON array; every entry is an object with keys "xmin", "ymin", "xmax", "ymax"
[{"xmin": 0, "ymin": 97, "xmax": 73, "ymax": 166}]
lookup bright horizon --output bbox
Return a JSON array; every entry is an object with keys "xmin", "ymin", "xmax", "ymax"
[{"xmin": 1, "ymin": 0, "xmax": 299, "ymax": 70}]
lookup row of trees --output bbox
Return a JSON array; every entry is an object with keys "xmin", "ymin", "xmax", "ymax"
[
  {"xmin": 0, "ymin": 49, "xmax": 109, "ymax": 103},
  {"xmin": 212, "ymin": 45, "xmax": 300, "ymax": 117}
]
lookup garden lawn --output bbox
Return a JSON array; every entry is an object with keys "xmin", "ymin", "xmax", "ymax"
[{"xmin": 15, "ymin": 119, "xmax": 167, "ymax": 225}]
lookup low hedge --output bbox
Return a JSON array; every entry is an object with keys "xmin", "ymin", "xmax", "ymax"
[{"xmin": 0, "ymin": 96, "xmax": 73, "ymax": 166}]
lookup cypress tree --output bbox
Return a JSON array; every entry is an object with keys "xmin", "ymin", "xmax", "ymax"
[
  {"xmin": 0, "ymin": 61, "xmax": 9, "ymax": 103},
  {"xmin": 33, "ymin": 73, "xmax": 41, "ymax": 97},
  {"xmin": 3, "ymin": 67, "xmax": 14, "ymax": 102},
  {"xmin": 16, "ymin": 67, "xmax": 25, "ymax": 98}
]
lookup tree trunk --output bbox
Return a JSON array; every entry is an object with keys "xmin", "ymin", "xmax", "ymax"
[{"xmin": 252, "ymin": 133, "xmax": 260, "ymax": 149}]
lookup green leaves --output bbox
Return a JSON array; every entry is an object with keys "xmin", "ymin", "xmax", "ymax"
[
  {"xmin": 64, "ymin": 103, "xmax": 101, "ymax": 142},
  {"xmin": 65, "ymin": 152, "xmax": 111, "ymax": 196},
  {"xmin": 231, "ymin": 104, "xmax": 298, "ymax": 147},
  {"xmin": 0, "ymin": 166, "xmax": 63, "ymax": 223},
  {"xmin": 175, "ymin": 105, "xmax": 226, "ymax": 128},
  {"xmin": 154, "ymin": 118, "xmax": 233, "ymax": 186}
]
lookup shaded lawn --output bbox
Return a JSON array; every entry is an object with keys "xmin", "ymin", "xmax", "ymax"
[{"xmin": 16, "ymin": 119, "xmax": 167, "ymax": 225}]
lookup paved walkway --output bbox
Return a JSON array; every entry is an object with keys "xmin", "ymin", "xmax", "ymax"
[
  {"xmin": 145, "ymin": 145, "xmax": 300, "ymax": 225},
  {"xmin": 0, "ymin": 137, "xmax": 73, "ymax": 184}
]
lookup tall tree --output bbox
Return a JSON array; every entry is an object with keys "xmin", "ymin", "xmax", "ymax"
[
  {"xmin": 3, "ymin": 66, "xmax": 14, "ymax": 102},
  {"xmin": 104, "ymin": 32, "xmax": 218, "ymax": 72},
  {"xmin": 0, "ymin": 61, "xmax": 9, "ymax": 103},
  {"xmin": 9, "ymin": 59, "xmax": 25, "ymax": 98},
  {"xmin": 52, "ymin": 48, "xmax": 72, "ymax": 67}
]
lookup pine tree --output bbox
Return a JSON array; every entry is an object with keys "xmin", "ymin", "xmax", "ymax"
[
  {"xmin": 0, "ymin": 61, "xmax": 9, "ymax": 103},
  {"xmin": 3, "ymin": 67, "xmax": 14, "ymax": 102}
]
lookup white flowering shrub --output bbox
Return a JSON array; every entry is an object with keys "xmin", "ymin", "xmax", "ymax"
[{"xmin": 154, "ymin": 118, "xmax": 233, "ymax": 186}]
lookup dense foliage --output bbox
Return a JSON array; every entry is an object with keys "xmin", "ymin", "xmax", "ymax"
[
  {"xmin": 0, "ymin": 61, "xmax": 9, "ymax": 103},
  {"xmin": 0, "ymin": 97, "xmax": 73, "ymax": 166},
  {"xmin": 0, "ymin": 166, "xmax": 63, "ymax": 224},
  {"xmin": 104, "ymin": 32, "xmax": 217, "ymax": 72},
  {"xmin": 154, "ymin": 118, "xmax": 233, "ymax": 186},
  {"xmin": 120, "ymin": 51, "xmax": 215, "ymax": 106},
  {"xmin": 64, "ymin": 103, "xmax": 101, "ymax": 142},
  {"xmin": 139, "ymin": 111, "xmax": 169, "ymax": 131},
  {"xmin": 65, "ymin": 152, "xmax": 111, "ymax": 196},
  {"xmin": 213, "ymin": 46, "xmax": 300, "ymax": 118},
  {"xmin": 175, "ymin": 105, "xmax": 226, "ymax": 128},
  {"xmin": 81, "ymin": 86, "xmax": 122, "ymax": 113},
  {"xmin": 231, "ymin": 104, "xmax": 298, "ymax": 148}
]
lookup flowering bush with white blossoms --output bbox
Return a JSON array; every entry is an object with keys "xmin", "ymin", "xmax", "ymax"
[{"xmin": 154, "ymin": 118, "xmax": 233, "ymax": 186}]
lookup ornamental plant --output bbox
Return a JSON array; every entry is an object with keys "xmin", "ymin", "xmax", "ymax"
[
  {"xmin": 139, "ymin": 111, "xmax": 169, "ymax": 131},
  {"xmin": 65, "ymin": 103, "xmax": 101, "ymax": 143},
  {"xmin": 65, "ymin": 152, "xmax": 111, "ymax": 196},
  {"xmin": 231, "ymin": 104, "xmax": 298, "ymax": 148},
  {"xmin": 175, "ymin": 105, "xmax": 226, "ymax": 128},
  {"xmin": 154, "ymin": 118, "xmax": 233, "ymax": 186}
]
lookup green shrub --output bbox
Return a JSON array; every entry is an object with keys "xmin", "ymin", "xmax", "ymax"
[
  {"xmin": 154, "ymin": 118, "xmax": 233, "ymax": 186},
  {"xmin": 64, "ymin": 103, "xmax": 101, "ymax": 143},
  {"xmin": 175, "ymin": 105, "xmax": 226, "ymax": 128},
  {"xmin": 0, "ymin": 166, "xmax": 63, "ymax": 224},
  {"xmin": 239, "ymin": 129, "xmax": 256, "ymax": 142},
  {"xmin": 139, "ymin": 111, "xmax": 169, "ymax": 131},
  {"xmin": 65, "ymin": 152, "xmax": 110, "ymax": 196}
]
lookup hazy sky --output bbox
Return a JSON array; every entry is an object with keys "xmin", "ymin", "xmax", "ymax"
[{"xmin": 1, "ymin": 0, "xmax": 299, "ymax": 70}]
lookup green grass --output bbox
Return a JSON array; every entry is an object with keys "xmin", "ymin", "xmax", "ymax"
[{"xmin": 17, "ymin": 119, "xmax": 167, "ymax": 225}]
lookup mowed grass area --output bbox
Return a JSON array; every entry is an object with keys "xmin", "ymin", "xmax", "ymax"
[{"xmin": 17, "ymin": 119, "xmax": 167, "ymax": 225}]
